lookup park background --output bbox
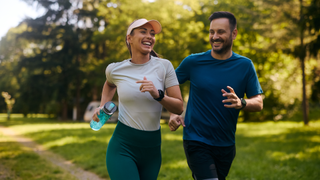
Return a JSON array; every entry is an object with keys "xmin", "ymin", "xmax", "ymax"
[{"xmin": 0, "ymin": 0, "xmax": 320, "ymax": 179}]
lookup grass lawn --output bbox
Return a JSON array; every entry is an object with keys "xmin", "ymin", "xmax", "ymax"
[
  {"xmin": 0, "ymin": 115, "xmax": 77, "ymax": 180},
  {"xmin": 1, "ymin": 113, "xmax": 320, "ymax": 180}
]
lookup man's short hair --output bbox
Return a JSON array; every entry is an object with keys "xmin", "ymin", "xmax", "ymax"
[{"xmin": 209, "ymin": 11, "xmax": 237, "ymax": 31}]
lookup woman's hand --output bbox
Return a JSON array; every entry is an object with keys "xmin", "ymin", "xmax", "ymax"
[
  {"xmin": 137, "ymin": 77, "xmax": 184, "ymax": 115},
  {"xmin": 92, "ymin": 107, "xmax": 102, "ymax": 122},
  {"xmin": 136, "ymin": 76, "xmax": 159, "ymax": 99}
]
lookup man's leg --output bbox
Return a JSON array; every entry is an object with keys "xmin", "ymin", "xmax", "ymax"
[
  {"xmin": 183, "ymin": 140, "xmax": 219, "ymax": 180},
  {"xmin": 213, "ymin": 145, "xmax": 236, "ymax": 180}
]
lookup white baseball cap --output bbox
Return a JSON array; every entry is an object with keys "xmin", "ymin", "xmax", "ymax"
[{"xmin": 126, "ymin": 19, "xmax": 162, "ymax": 36}]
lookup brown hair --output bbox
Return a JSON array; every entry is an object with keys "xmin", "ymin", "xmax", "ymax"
[
  {"xmin": 209, "ymin": 11, "xmax": 237, "ymax": 32},
  {"xmin": 126, "ymin": 21, "xmax": 159, "ymax": 58}
]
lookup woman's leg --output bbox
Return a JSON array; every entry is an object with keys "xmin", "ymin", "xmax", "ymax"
[
  {"xmin": 138, "ymin": 145, "xmax": 161, "ymax": 180},
  {"xmin": 106, "ymin": 135, "xmax": 140, "ymax": 180},
  {"xmin": 106, "ymin": 121, "xmax": 162, "ymax": 180}
]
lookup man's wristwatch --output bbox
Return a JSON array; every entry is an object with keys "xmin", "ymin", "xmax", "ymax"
[
  {"xmin": 154, "ymin": 89, "xmax": 164, "ymax": 101},
  {"xmin": 240, "ymin": 98, "xmax": 247, "ymax": 110}
]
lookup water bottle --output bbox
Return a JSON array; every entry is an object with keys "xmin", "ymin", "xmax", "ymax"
[{"xmin": 90, "ymin": 101, "xmax": 117, "ymax": 131}]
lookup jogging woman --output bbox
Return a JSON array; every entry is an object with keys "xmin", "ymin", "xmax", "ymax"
[{"xmin": 92, "ymin": 18, "xmax": 183, "ymax": 180}]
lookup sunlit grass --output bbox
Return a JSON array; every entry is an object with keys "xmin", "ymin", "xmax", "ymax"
[
  {"xmin": 0, "ymin": 113, "xmax": 52, "ymax": 119},
  {"xmin": 0, "ymin": 125, "xmax": 77, "ymax": 180},
  {"xmin": 162, "ymin": 133, "xmax": 183, "ymax": 141},
  {"xmin": 229, "ymin": 120, "xmax": 320, "ymax": 180},
  {"xmin": 1, "ymin": 114, "xmax": 320, "ymax": 180}
]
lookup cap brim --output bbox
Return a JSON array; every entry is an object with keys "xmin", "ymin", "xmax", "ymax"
[
  {"xmin": 146, "ymin": 20, "xmax": 162, "ymax": 34},
  {"xmin": 126, "ymin": 19, "xmax": 162, "ymax": 36}
]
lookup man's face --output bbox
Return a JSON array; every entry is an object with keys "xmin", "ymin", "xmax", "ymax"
[{"xmin": 209, "ymin": 18, "xmax": 236, "ymax": 55}]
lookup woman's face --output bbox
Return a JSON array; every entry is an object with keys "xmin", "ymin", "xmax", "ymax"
[{"xmin": 127, "ymin": 23, "xmax": 156, "ymax": 55}]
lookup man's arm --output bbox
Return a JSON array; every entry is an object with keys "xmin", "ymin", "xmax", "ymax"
[
  {"xmin": 222, "ymin": 86, "xmax": 263, "ymax": 112},
  {"xmin": 242, "ymin": 94, "xmax": 263, "ymax": 112}
]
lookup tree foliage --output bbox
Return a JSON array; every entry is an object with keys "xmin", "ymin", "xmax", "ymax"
[{"xmin": 0, "ymin": 0, "xmax": 319, "ymax": 121}]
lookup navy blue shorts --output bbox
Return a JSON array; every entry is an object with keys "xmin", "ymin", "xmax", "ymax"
[{"xmin": 183, "ymin": 140, "xmax": 236, "ymax": 180}]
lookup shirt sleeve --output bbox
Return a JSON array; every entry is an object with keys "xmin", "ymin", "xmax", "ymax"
[
  {"xmin": 175, "ymin": 56, "xmax": 193, "ymax": 84},
  {"xmin": 105, "ymin": 63, "xmax": 115, "ymax": 84},
  {"xmin": 164, "ymin": 61, "xmax": 179, "ymax": 89},
  {"xmin": 246, "ymin": 61, "xmax": 263, "ymax": 97}
]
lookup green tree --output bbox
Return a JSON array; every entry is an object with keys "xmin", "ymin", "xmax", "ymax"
[
  {"xmin": 308, "ymin": 0, "xmax": 320, "ymax": 106},
  {"xmin": 190, "ymin": 0, "xmax": 296, "ymax": 121},
  {"xmin": 1, "ymin": 92, "xmax": 15, "ymax": 120},
  {"xmin": 264, "ymin": 0, "xmax": 320, "ymax": 125},
  {"xmin": 0, "ymin": 24, "xmax": 29, "ymax": 114},
  {"xmin": 2, "ymin": 0, "xmax": 318, "ymax": 122},
  {"xmin": 16, "ymin": 0, "xmax": 89, "ymax": 119},
  {"xmin": 242, "ymin": 0, "xmax": 320, "ymax": 123}
]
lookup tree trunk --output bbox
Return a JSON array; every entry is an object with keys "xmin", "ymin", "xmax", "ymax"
[
  {"xmin": 75, "ymin": 55, "xmax": 81, "ymax": 120},
  {"xmin": 76, "ymin": 80, "xmax": 81, "ymax": 121},
  {"xmin": 300, "ymin": 0, "xmax": 309, "ymax": 126},
  {"xmin": 92, "ymin": 86, "xmax": 98, "ymax": 101},
  {"xmin": 7, "ymin": 109, "xmax": 10, "ymax": 120},
  {"xmin": 61, "ymin": 99, "xmax": 68, "ymax": 120},
  {"xmin": 242, "ymin": 111, "xmax": 250, "ymax": 122},
  {"xmin": 301, "ymin": 56, "xmax": 309, "ymax": 125}
]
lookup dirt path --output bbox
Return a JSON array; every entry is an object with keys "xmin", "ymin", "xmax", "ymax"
[{"xmin": 0, "ymin": 126, "xmax": 106, "ymax": 180}]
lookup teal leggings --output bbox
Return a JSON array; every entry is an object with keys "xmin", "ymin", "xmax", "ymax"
[{"xmin": 106, "ymin": 121, "xmax": 162, "ymax": 180}]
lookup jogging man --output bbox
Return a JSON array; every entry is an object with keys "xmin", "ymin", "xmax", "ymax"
[{"xmin": 169, "ymin": 11, "xmax": 263, "ymax": 180}]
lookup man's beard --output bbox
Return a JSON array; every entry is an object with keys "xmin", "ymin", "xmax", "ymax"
[{"xmin": 211, "ymin": 35, "xmax": 233, "ymax": 55}]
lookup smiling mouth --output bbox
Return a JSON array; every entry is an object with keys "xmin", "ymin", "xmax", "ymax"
[
  {"xmin": 142, "ymin": 42, "xmax": 151, "ymax": 46},
  {"xmin": 211, "ymin": 40, "xmax": 223, "ymax": 46},
  {"xmin": 211, "ymin": 39, "xmax": 223, "ymax": 43},
  {"xmin": 213, "ymin": 42, "xmax": 222, "ymax": 47}
]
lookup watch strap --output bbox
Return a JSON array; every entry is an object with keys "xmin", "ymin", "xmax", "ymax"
[{"xmin": 154, "ymin": 89, "xmax": 164, "ymax": 101}]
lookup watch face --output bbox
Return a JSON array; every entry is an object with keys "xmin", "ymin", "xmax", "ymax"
[
  {"xmin": 155, "ymin": 89, "xmax": 164, "ymax": 101},
  {"xmin": 241, "ymin": 98, "xmax": 246, "ymax": 105},
  {"xmin": 159, "ymin": 90, "xmax": 164, "ymax": 97}
]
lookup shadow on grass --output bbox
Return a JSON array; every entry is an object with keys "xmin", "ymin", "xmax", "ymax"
[
  {"xmin": 0, "ymin": 141, "xmax": 77, "ymax": 180},
  {"xmin": 230, "ymin": 127, "xmax": 320, "ymax": 180},
  {"xmin": 2, "ymin": 115, "xmax": 320, "ymax": 180},
  {"xmin": 22, "ymin": 126, "xmax": 190, "ymax": 180},
  {"xmin": 22, "ymin": 127, "xmax": 114, "ymax": 179},
  {"xmin": 0, "ymin": 115, "xmax": 84, "ymax": 130},
  {"xmin": 3, "ymin": 118, "xmax": 189, "ymax": 179}
]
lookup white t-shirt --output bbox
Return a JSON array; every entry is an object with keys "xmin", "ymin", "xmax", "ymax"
[{"xmin": 105, "ymin": 56, "xmax": 179, "ymax": 131}]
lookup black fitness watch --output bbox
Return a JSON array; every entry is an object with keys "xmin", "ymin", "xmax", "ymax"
[
  {"xmin": 240, "ymin": 98, "xmax": 247, "ymax": 110},
  {"xmin": 154, "ymin": 89, "xmax": 164, "ymax": 101}
]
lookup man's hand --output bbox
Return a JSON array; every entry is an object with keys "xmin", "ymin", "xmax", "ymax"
[
  {"xmin": 221, "ymin": 86, "xmax": 242, "ymax": 109},
  {"xmin": 169, "ymin": 114, "xmax": 185, "ymax": 131}
]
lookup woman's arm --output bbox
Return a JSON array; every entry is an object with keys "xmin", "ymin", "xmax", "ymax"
[
  {"xmin": 159, "ymin": 85, "xmax": 184, "ymax": 115},
  {"xmin": 100, "ymin": 80, "xmax": 117, "ymax": 107},
  {"xmin": 92, "ymin": 80, "xmax": 117, "ymax": 122},
  {"xmin": 136, "ymin": 77, "xmax": 183, "ymax": 115}
]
